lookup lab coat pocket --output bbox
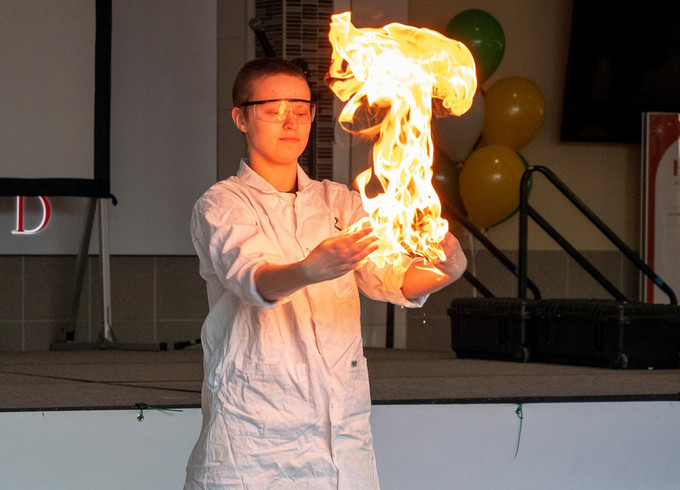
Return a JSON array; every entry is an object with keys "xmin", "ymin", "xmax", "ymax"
[
  {"xmin": 226, "ymin": 361, "xmax": 312, "ymax": 440},
  {"xmin": 344, "ymin": 356, "xmax": 372, "ymax": 435},
  {"xmin": 332, "ymin": 273, "xmax": 358, "ymax": 303}
]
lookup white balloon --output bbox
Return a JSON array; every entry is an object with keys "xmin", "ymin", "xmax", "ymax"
[{"xmin": 432, "ymin": 91, "xmax": 485, "ymax": 162}]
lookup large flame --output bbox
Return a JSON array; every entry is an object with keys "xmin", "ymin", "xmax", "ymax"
[{"xmin": 326, "ymin": 11, "xmax": 477, "ymax": 271}]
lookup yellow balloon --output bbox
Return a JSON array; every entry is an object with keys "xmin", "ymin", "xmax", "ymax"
[
  {"xmin": 459, "ymin": 145, "xmax": 526, "ymax": 229},
  {"xmin": 482, "ymin": 76, "xmax": 545, "ymax": 151}
]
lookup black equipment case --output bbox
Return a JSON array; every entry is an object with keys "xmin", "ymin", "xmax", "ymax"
[
  {"xmin": 448, "ymin": 297, "xmax": 537, "ymax": 363},
  {"xmin": 447, "ymin": 298, "xmax": 680, "ymax": 369},
  {"xmin": 533, "ymin": 299, "xmax": 680, "ymax": 369}
]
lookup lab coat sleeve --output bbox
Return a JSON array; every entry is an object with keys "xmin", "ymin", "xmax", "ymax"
[
  {"xmin": 343, "ymin": 189, "xmax": 429, "ymax": 308},
  {"xmin": 191, "ymin": 186, "xmax": 289, "ymax": 309},
  {"xmin": 355, "ymin": 256, "xmax": 429, "ymax": 308}
]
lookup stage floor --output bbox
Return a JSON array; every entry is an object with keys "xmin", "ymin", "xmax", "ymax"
[{"xmin": 2, "ymin": 347, "xmax": 680, "ymax": 411}]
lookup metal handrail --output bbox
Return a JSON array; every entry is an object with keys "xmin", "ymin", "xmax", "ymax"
[
  {"xmin": 441, "ymin": 199, "xmax": 541, "ymax": 299},
  {"xmin": 518, "ymin": 165, "xmax": 677, "ymax": 304}
]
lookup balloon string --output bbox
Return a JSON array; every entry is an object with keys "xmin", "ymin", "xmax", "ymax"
[{"xmin": 514, "ymin": 403, "xmax": 524, "ymax": 459}]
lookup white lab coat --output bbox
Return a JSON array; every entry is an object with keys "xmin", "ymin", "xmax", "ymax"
[{"xmin": 184, "ymin": 160, "xmax": 430, "ymax": 489}]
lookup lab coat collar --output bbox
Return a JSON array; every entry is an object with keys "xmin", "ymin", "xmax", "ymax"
[{"xmin": 237, "ymin": 158, "xmax": 314, "ymax": 194}]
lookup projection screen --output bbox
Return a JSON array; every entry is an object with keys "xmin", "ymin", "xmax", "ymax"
[{"xmin": 0, "ymin": 0, "xmax": 111, "ymax": 198}]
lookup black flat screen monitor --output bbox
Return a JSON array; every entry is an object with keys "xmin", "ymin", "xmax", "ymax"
[{"xmin": 561, "ymin": 2, "xmax": 680, "ymax": 144}]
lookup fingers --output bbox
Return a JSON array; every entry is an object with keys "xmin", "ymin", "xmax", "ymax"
[
  {"xmin": 352, "ymin": 228, "xmax": 379, "ymax": 249},
  {"xmin": 303, "ymin": 225, "xmax": 381, "ymax": 282},
  {"xmin": 337, "ymin": 225, "xmax": 378, "ymax": 249},
  {"xmin": 429, "ymin": 232, "xmax": 466, "ymax": 279},
  {"xmin": 433, "ymin": 232, "xmax": 455, "ymax": 254},
  {"xmin": 339, "ymin": 224, "xmax": 375, "ymax": 241},
  {"xmin": 334, "ymin": 227, "xmax": 379, "ymax": 264}
]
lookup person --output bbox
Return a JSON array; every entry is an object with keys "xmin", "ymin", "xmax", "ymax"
[{"xmin": 184, "ymin": 57, "xmax": 467, "ymax": 489}]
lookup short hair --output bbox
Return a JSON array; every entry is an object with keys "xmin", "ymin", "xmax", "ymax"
[{"xmin": 232, "ymin": 58, "xmax": 308, "ymax": 107}]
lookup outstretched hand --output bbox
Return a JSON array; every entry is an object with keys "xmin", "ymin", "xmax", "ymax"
[
  {"xmin": 430, "ymin": 232, "xmax": 466, "ymax": 278},
  {"xmin": 254, "ymin": 226, "xmax": 378, "ymax": 302},
  {"xmin": 301, "ymin": 226, "xmax": 379, "ymax": 283},
  {"xmin": 401, "ymin": 231, "xmax": 467, "ymax": 301}
]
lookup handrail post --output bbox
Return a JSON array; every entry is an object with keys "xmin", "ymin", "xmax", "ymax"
[{"xmin": 518, "ymin": 169, "xmax": 533, "ymax": 299}]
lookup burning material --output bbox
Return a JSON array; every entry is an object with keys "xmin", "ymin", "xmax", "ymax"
[{"xmin": 326, "ymin": 12, "xmax": 477, "ymax": 271}]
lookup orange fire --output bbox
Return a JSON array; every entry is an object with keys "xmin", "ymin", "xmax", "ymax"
[{"xmin": 326, "ymin": 12, "xmax": 477, "ymax": 271}]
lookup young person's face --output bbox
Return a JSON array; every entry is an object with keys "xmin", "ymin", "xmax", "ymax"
[{"xmin": 232, "ymin": 74, "xmax": 312, "ymax": 168}]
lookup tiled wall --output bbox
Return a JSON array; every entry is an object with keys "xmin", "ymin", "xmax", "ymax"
[
  {"xmin": 0, "ymin": 249, "xmax": 642, "ymax": 352},
  {"xmin": 0, "ymin": 255, "xmax": 207, "ymax": 351}
]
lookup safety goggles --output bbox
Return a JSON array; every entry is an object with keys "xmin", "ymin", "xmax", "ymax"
[{"xmin": 240, "ymin": 98, "xmax": 316, "ymax": 123}]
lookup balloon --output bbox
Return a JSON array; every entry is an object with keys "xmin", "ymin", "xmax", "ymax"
[
  {"xmin": 432, "ymin": 147, "xmax": 465, "ymax": 213},
  {"xmin": 445, "ymin": 9, "xmax": 505, "ymax": 84},
  {"xmin": 459, "ymin": 145, "xmax": 526, "ymax": 229},
  {"xmin": 482, "ymin": 76, "xmax": 545, "ymax": 150},
  {"xmin": 431, "ymin": 91, "xmax": 485, "ymax": 162},
  {"xmin": 490, "ymin": 152, "xmax": 532, "ymax": 226}
]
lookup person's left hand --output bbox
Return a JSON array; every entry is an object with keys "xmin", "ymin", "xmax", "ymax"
[{"xmin": 430, "ymin": 232, "xmax": 466, "ymax": 279}]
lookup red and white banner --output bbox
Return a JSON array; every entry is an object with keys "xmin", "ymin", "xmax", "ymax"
[{"xmin": 641, "ymin": 113, "xmax": 680, "ymax": 303}]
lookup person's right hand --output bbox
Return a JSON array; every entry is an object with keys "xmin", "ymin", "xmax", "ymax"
[{"xmin": 301, "ymin": 226, "xmax": 379, "ymax": 283}]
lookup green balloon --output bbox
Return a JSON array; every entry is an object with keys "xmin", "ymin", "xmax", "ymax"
[{"xmin": 445, "ymin": 9, "xmax": 505, "ymax": 83}]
